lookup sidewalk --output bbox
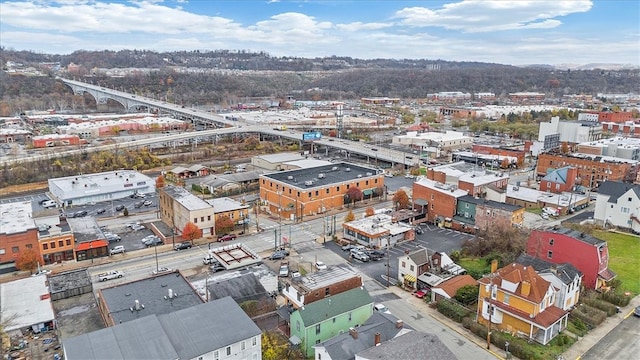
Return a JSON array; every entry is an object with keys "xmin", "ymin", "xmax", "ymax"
[{"xmin": 386, "ymin": 284, "xmax": 640, "ymax": 360}]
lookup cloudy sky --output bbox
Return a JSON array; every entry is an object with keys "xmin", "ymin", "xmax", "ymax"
[{"xmin": 1, "ymin": 0, "xmax": 638, "ymax": 66}]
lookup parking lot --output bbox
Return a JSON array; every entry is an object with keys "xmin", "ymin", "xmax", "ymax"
[{"xmin": 326, "ymin": 224, "xmax": 474, "ymax": 287}]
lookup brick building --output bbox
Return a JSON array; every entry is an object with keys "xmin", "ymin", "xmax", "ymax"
[
  {"xmin": 412, "ymin": 178, "xmax": 468, "ymax": 227},
  {"xmin": 540, "ymin": 166, "xmax": 579, "ymax": 194},
  {"xmin": 536, "ymin": 152, "xmax": 638, "ymax": 188},
  {"xmin": 259, "ymin": 162, "xmax": 384, "ymax": 223},
  {"xmin": 472, "ymin": 144, "xmax": 526, "ymax": 167},
  {"xmin": 0, "ymin": 202, "xmax": 41, "ymax": 272}
]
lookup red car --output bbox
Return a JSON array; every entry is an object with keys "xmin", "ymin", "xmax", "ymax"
[
  {"xmin": 414, "ymin": 289, "xmax": 428, "ymax": 298},
  {"xmin": 218, "ymin": 234, "xmax": 237, "ymax": 242}
]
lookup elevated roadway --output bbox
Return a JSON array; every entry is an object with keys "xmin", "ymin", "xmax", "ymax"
[{"xmin": 1, "ymin": 79, "xmax": 419, "ymax": 168}]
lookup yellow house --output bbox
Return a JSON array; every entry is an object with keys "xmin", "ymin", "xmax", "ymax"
[{"xmin": 477, "ymin": 263, "xmax": 569, "ymax": 345}]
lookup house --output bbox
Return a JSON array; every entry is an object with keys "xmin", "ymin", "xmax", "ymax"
[
  {"xmin": 430, "ymin": 274, "xmax": 478, "ymax": 302},
  {"xmin": 206, "ymin": 197, "xmax": 251, "ymax": 229},
  {"xmin": 355, "ymin": 331, "xmax": 457, "ymax": 360},
  {"xmin": 342, "ymin": 214, "xmax": 414, "ymax": 248},
  {"xmin": 397, "ymin": 248, "xmax": 443, "ymax": 290},
  {"xmin": 164, "ymin": 164, "xmax": 210, "ymax": 183},
  {"xmin": 313, "ymin": 312, "xmax": 412, "ymax": 360},
  {"xmin": 593, "ymin": 180, "xmax": 640, "ymax": 232},
  {"xmin": 158, "ymin": 185, "xmax": 215, "ymax": 236},
  {"xmin": 516, "ymin": 254, "xmax": 582, "ymax": 311},
  {"xmin": 454, "ymin": 195, "xmax": 524, "ymax": 232},
  {"xmin": 281, "ymin": 265, "xmax": 362, "ymax": 309},
  {"xmin": 63, "ymin": 297, "xmax": 262, "ymax": 360},
  {"xmin": 478, "ymin": 263, "xmax": 569, "ymax": 345},
  {"xmin": 540, "ymin": 166, "xmax": 579, "ymax": 194},
  {"xmin": 527, "ymin": 227, "xmax": 616, "ymax": 290},
  {"xmin": 289, "ymin": 286, "xmax": 373, "ymax": 357}
]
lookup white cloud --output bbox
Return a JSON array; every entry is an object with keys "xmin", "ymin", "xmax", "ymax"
[
  {"xmin": 395, "ymin": 0, "xmax": 592, "ymax": 32},
  {"xmin": 336, "ymin": 22, "xmax": 393, "ymax": 32}
]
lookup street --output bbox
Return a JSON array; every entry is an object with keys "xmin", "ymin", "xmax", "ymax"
[{"xmin": 580, "ymin": 314, "xmax": 640, "ymax": 360}]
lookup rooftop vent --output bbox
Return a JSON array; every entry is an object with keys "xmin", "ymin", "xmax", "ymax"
[
  {"xmin": 366, "ymin": 172, "xmax": 372, "ymax": 176},
  {"xmin": 345, "ymin": 168, "xmax": 351, "ymax": 172},
  {"xmin": 318, "ymin": 173, "xmax": 325, "ymax": 179},
  {"xmin": 304, "ymin": 181, "xmax": 313, "ymax": 186},
  {"xmin": 287, "ymin": 176, "xmax": 294, "ymax": 180},
  {"xmin": 331, "ymin": 166, "xmax": 338, "ymax": 171},
  {"xmin": 357, "ymin": 174, "xmax": 363, "ymax": 178}
]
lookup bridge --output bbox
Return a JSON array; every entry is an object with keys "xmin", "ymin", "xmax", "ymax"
[{"xmin": 2, "ymin": 78, "xmax": 420, "ymax": 168}]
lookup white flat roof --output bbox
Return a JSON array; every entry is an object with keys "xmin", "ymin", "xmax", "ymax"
[
  {"xmin": 414, "ymin": 177, "xmax": 469, "ymax": 197},
  {"xmin": 0, "ymin": 276, "xmax": 55, "ymax": 331},
  {"xmin": 207, "ymin": 197, "xmax": 249, "ymax": 213},
  {"xmin": 48, "ymin": 170, "xmax": 155, "ymax": 201},
  {"xmin": 344, "ymin": 214, "xmax": 413, "ymax": 236},
  {"xmin": 256, "ymin": 152, "xmax": 305, "ymax": 163},
  {"xmin": 0, "ymin": 201, "xmax": 35, "ymax": 234}
]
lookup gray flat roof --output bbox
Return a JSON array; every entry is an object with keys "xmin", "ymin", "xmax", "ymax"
[
  {"xmin": 98, "ymin": 271, "xmax": 203, "ymax": 324},
  {"xmin": 163, "ymin": 185, "xmax": 212, "ymax": 211},
  {"xmin": 295, "ymin": 265, "xmax": 361, "ymax": 293},
  {"xmin": 262, "ymin": 162, "xmax": 380, "ymax": 189},
  {"xmin": 48, "ymin": 170, "xmax": 155, "ymax": 202}
]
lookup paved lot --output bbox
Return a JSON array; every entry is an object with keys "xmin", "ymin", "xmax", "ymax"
[{"xmin": 326, "ymin": 225, "xmax": 474, "ymax": 287}]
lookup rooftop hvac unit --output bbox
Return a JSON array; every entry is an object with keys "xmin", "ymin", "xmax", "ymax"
[
  {"xmin": 357, "ymin": 174, "xmax": 363, "ymax": 178},
  {"xmin": 304, "ymin": 181, "xmax": 313, "ymax": 186},
  {"xmin": 318, "ymin": 173, "xmax": 325, "ymax": 178},
  {"xmin": 345, "ymin": 168, "xmax": 351, "ymax": 172},
  {"xmin": 287, "ymin": 176, "xmax": 294, "ymax": 180},
  {"xmin": 331, "ymin": 166, "xmax": 338, "ymax": 171},
  {"xmin": 366, "ymin": 172, "xmax": 372, "ymax": 176}
]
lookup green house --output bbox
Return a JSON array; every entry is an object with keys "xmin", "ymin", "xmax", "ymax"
[{"xmin": 289, "ymin": 287, "xmax": 373, "ymax": 357}]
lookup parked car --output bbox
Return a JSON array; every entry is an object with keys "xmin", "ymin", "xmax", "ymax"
[
  {"xmin": 278, "ymin": 262, "xmax": 290, "ymax": 277},
  {"xmin": 143, "ymin": 236, "xmax": 163, "ymax": 247},
  {"xmin": 290, "ymin": 270, "xmax": 301, "ymax": 279},
  {"xmin": 350, "ymin": 249, "xmax": 370, "ymax": 262},
  {"xmin": 634, "ymin": 305, "xmax": 640, "ymax": 317},
  {"xmin": 174, "ymin": 242, "xmax": 192, "ymax": 250},
  {"xmin": 115, "ymin": 205, "xmax": 125, "ymax": 211},
  {"xmin": 374, "ymin": 303, "xmax": 390, "ymax": 313},
  {"xmin": 152, "ymin": 267, "xmax": 172, "ymax": 275},
  {"xmin": 269, "ymin": 250, "xmax": 288, "ymax": 260},
  {"xmin": 315, "ymin": 261, "xmax": 328, "ymax": 270},
  {"xmin": 109, "ymin": 245, "xmax": 126, "ymax": 255},
  {"xmin": 104, "ymin": 233, "xmax": 121, "ymax": 243},
  {"xmin": 96, "ymin": 208, "xmax": 106, "ymax": 215},
  {"xmin": 74, "ymin": 210, "xmax": 88, "ymax": 217},
  {"xmin": 130, "ymin": 224, "xmax": 145, "ymax": 231},
  {"xmin": 210, "ymin": 263, "xmax": 225, "ymax": 272},
  {"xmin": 217, "ymin": 234, "xmax": 237, "ymax": 242},
  {"xmin": 367, "ymin": 250, "xmax": 386, "ymax": 261},
  {"xmin": 97, "ymin": 270, "xmax": 124, "ymax": 282},
  {"xmin": 341, "ymin": 244, "xmax": 355, "ymax": 251},
  {"xmin": 134, "ymin": 201, "xmax": 144, "ymax": 208},
  {"xmin": 143, "ymin": 200, "xmax": 153, "ymax": 206},
  {"xmin": 414, "ymin": 289, "xmax": 428, "ymax": 298}
]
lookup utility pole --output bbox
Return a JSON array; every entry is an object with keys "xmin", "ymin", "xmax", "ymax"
[{"xmin": 386, "ymin": 240, "xmax": 390, "ymax": 287}]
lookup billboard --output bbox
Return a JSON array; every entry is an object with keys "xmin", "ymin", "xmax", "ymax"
[{"xmin": 303, "ymin": 132, "xmax": 322, "ymax": 141}]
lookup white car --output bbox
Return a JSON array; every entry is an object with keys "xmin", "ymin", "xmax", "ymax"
[
  {"xmin": 152, "ymin": 267, "xmax": 172, "ymax": 275},
  {"xmin": 315, "ymin": 261, "xmax": 328, "ymax": 270}
]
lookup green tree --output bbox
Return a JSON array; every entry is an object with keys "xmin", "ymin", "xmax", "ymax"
[{"xmin": 454, "ymin": 284, "xmax": 480, "ymax": 305}]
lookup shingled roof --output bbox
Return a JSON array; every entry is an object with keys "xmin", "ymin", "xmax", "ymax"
[{"xmin": 516, "ymin": 254, "xmax": 582, "ymax": 285}]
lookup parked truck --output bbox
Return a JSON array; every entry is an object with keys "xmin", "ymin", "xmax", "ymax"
[{"xmin": 97, "ymin": 270, "xmax": 124, "ymax": 282}]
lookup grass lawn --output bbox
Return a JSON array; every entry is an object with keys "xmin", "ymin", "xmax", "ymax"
[
  {"xmin": 593, "ymin": 230, "xmax": 640, "ymax": 295},
  {"xmin": 458, "ymin": 257, "xmax": 490, "ymax": 278}
]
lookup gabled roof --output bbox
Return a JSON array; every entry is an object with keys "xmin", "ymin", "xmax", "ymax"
[
  {"xmin": 479, "ymin": 263, "xmax": 551, "ymax": 303},
  {"xmin": 206, "ymin": 273, "xmax": 273, "ymax": 305},
  {"xmin": 406, "ymin": 248, "xmax": 432, "ymax": 266},
  {"xmin": 297, "ymin": 287, "xmax": 372, "ymax": 326},
  {"xmin": 355, "ymin": 331, "xmax": 457, "ymax": 360},
  {"xmin": 597, "ymin": 180, "xmax": 640, "ymax": 203},
  {"xmin": 63, "ymin": 297, "xmax": 261, "ymax": 360},
  {"xmin": 432, "ymin": 275, "xmax": 477, "ymax": 298},
  {"xmin": 542, "ymin": 166, "xmax": 573, "ymax": 184},
  {"xmin": 540, "ymin": 227, "xmax": 605, "ymax": 246},
  {"xmin": 315, "ymin": 312, "xmax": 413, "ymax": 360},
  {"xmin": 516, "ymin": 254, "xmax": 583, "ymax": 285},
  {"xmin": 458, "ymin": 194, "xmax": 522, "ymax": 212}
]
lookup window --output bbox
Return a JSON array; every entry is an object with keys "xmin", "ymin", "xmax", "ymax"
[
  {"xmin": 194, "ymin": 218, "xmax": 198, "ymax": 223},
  {"xmin": 241, "ymin": 341, "xmax": 246, "ymax": 350},
  {"xmin": 315, "ymin": 190, "xmax": 319, "ymax": 196},
  {"xmin": 431, "ymin": 194, "xmax": 434, "ymax": 200},
  {"xmin": 58, "ymin": 240, "xmax": 64, "ymax": 247},
  {"xmin": 465, "ymin": 203, "xmax": 469, "ymax": 208},
  {"xmin": 316, "ymin": 324, "xmax": 321, "ymax": 334},
  {"xmin": 43, "ymin": 243, "xmax": 48, "ymax": 250},
  {"xmin": 336, "ymin": 186, "xmax": 340, "ymax": 192},
  {"xmin": 50, "ymin": 242, "xmax": 55, "ymax": 249},
  {"xmin": 12, "ymin": 246, "xmax": 19, "ymax": 253},
  {"xmin": 549, "ymin": 238, "xmax": 554, "ymax": 245},
  {"xmin": 252, "ymin": 336, "xmax": 257, "ymax": 346},
  {"xmin": 503, "ymin": 293, "xmax": 510, "ymax": 305},
  {"xmin": 629, "ymin": 197, "xmax": 633, "ymax": 202},
  {"xmin": 66, "ymin": 239, "xmax": 71, "ymax": 246},
  {"xmin": 410, "ymin": 265, "xmax": 414, "ymax": 271},
  {"xmin": 325, "ymin": 287, "xmax": 330, "ymax": 296},
  {"xmin": 547, "ymin": 250, "xmax": 553, "ymax": 259},
  {"xmin": 201, "ymin": 216, "xmax": 204, "ymax": 222},
  {"xmin": 333, "ymin": 317, "xmax": 336, "ymax": 323},
  {"xmin": 226, "ymin": 346, "xmax": 231, "ymax": 356},
  {"xmin": 622, "ymin": 207, "xmax": 630, "ymax": 213},
  {"xmin": 207, "ymin": 215, "xmax": 211, "ymax": 221},
  {"xmin": 349, "ymin": 312, "xmax": 352, "ymax": 321},
  {"xmin": 491, "ymin": 286, "xmax": 497, "ymax": 299},
  {"xmin": 25, "ymin": 244, "xmax": 33, "ymax": 249},
  {"xmin": 316, "ymin": 339, "xmax": 321, "ymax": 344},
  {"xmin": 326, "ymin": 189, "xmax": 329, "ymax": 194},
  {"xmin": 214, "ymin": 351, "xmax": 219, "ymax": 360},
  {"xmin": 401, "ymin": 261, "xmax": 406, "ymax": 268}
]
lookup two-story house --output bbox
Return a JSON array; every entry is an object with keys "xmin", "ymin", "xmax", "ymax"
[
  {"xmin": 281, "ymin": 265, "xmax": 362, "ymax": 310},
  {"xmin": 540, "ymin": 166, "xmax": 579, "ymax": 194},
  {"xmin": 516, "ymin": 254, "xmax": 582, "ymax": 311},
  {"xmin": 397, "ymin": 248, "xmax": 442, "ymax": 290},
  {"xmin": 207, "ymin": 197, "xmax": 251, "ymax": 230},
  {"xmin": 159, "ymin": 185, "xmax": 215, "ymax": 237},
  {"xmin": 454, "ymin": 195, "xmax": 524, "ymax": 232},
  {"xmin": 478, "ymin": 263, "xmax": 569, "ymax": 345},
  {"xmin": 289, "ymin": 286, "xmax": 373, "ymax": 357},
  {"xmin": 593, "ymin": 180, "xmax": 640, "ymax": 232},
  {"xmin": 527, "ymin": 227, "xmax": 616, "ymax": 290}
]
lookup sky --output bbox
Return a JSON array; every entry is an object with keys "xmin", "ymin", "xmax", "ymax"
[{"xmin": 1, "ymin": 0, "xmax": 639, "ymax": 66}]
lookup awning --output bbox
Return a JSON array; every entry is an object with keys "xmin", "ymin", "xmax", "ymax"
[
  {"xmin": 598, "ymin": 268, "xmax": 617, "ymax": 281},
  {"xmin": 363, "ymin": 189, "xmax": 373, "ymax": 196},
  {"xmin": 76, "ymin": 240, "xmax": 109, "ymax": 251},
  {"xmin": 414, "ymin": 199, "xmax": 428, "ymax": 206},
  {"xmin": 404, "ymin": 274, "xmax": 417, "ymax": 283}
]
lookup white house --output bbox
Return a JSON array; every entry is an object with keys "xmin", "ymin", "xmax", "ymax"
[{"xmin": 594, "ymin": 180, "xmax": 640, "ymax": 232}]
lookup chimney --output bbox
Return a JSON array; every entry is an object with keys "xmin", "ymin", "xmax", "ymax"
[
  {"xmin": 490, "ymin": 259, "xmax": 498, "ymax": 273},
  {"xmin": 349, "ymin": 327, "xmax": 358, "ymax": 339},
  {"xmin": 395, "ymin": 319, "xmax": 404, "ymax": 329},
  {"xmin": 135, "ymin": 299, "xmax": 141, "ymax": 311},
  {"xmin": 521, "ymin": 281, "xmax": 531, "ymax": 296},
  {"xmin": 374, "ymin": 332, "xmax": 381, "ymax": 346},
  {"xmin": 168, "ymin": 289, "xmax": 174, "ymax": 299}
]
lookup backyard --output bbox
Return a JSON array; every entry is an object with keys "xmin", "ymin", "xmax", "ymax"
[{"xmin": 593, "ymin": 230, "xmax": 640, "ymax": 295}]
